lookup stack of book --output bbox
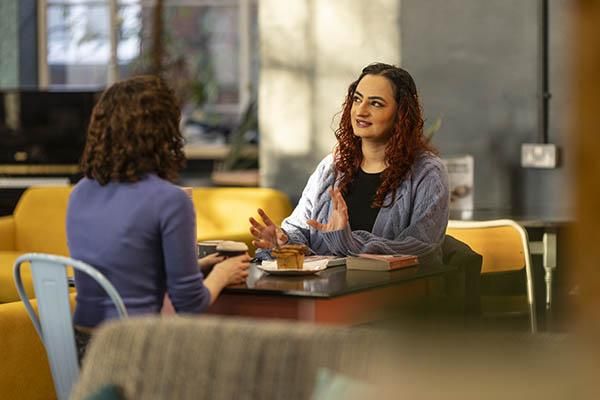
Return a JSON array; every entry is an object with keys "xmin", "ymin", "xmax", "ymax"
[{"xmin": 346, "ymin": 253, "xmax": 419, "ymax": 271}]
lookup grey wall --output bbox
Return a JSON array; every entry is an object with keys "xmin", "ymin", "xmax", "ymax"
[
  {"xmin": 259, "ymin": 0, "xmax": 401, "ymax": 203},
  {"xmin": 0, "ymin": 0, "xmax": 37, "ymax": 88},
  {"xmin": 402, "ymin": 0, "xmax": 573, "ymax": 217},
  {"xmin": 0, "ymin": 0, "xmax": 19, "ymax": 88}
]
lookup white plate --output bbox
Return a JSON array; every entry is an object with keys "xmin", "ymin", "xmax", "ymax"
[{"xmin": 257, "ymin": 259, "xmax": 328, "ymax": 276}]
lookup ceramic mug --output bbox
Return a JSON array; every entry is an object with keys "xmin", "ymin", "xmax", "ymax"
[{"xmin": 197, "ymin": 240, "xmax": 224, "ymax": 258}]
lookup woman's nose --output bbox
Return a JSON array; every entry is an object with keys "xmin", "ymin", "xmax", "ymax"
[{"xmin": 356, "ymin": 101, "xmax": 369, "ymax": 116}]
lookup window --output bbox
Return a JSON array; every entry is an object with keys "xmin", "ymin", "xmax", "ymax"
[
  {"xmin": 40, "ymin": 0, "xmax": 258, "ymax": 121},
  {"xmin": 43, "ymin": 0, "xmax": 141, "ymax": 87}
]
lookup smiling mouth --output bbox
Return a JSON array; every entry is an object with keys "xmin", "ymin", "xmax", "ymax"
[{"xmin": 355, "ymin": 119, "xmax": 372, "ymax": 128}]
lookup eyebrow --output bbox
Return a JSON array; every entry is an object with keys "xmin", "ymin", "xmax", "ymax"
[{"xmin": 354, "ymin": 90, "xmax": 387, "ymax": 103}]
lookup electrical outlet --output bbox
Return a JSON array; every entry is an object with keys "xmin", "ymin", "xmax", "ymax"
[{"xmin": 521, "ymin": 143, "xmax": 559, "ymax": 168}]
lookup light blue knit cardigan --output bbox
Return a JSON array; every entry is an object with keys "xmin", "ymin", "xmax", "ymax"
[{"xmin": 267, "ymin": 152, "xmax": 449, "ymax": 260}]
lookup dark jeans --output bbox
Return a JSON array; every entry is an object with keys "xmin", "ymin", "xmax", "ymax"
[
  {"xmin": 442, "ymin": 234, "xmax": 483, "ymax": 316},
  {"xmin": 74, "ymin": 327, "xmax": 93, "ymax": 365}
]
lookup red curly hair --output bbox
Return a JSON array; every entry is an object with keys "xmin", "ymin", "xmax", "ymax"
[{"xmin": 334, "ymin": 63, "xmax": 436, "ymax": 208}]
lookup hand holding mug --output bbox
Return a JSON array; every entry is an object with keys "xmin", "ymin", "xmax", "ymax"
[
  {"xmin": 213, "ymin": 254, "xmax": 251, "ymax": 286},
  {"xmin": 198, "ymin": 252, "xmax": 225, "ymax": 272}
]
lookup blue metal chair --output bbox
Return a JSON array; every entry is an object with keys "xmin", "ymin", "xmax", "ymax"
[{"xmin": 13, "ymin": 253, "xmax": 128, "ymax": 400}]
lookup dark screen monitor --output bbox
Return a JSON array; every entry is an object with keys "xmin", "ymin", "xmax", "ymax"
[{"xmin": 0, "ymin": 89, "xmax": 101, "ymax": 164}]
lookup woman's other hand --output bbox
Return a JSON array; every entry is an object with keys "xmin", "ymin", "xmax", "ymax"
[
  {"xmin": 198, "ymin": 253, "xmax": 225, "ymax": 271},
  {"xmin": 307, "ymin": 187, "xmax": 349, "ymax": 232},
  {"xmin": 249, "ymin": 208, "xmax": 289, "ymax": 249},
  {"xmin": 213, "ymin": 254, "xmax": 251, "ymax": 286}
]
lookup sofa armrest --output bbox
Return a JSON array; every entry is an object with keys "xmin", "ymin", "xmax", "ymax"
[
  {"xmin": 0, "ymin": 299, "xmax": 55, "ymax": 399},
  {"xmin": 0, "ymin": 216, "xmax": 16, "ymax": 251}
]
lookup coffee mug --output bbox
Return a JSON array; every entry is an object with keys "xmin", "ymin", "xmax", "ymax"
[
  {"xmin": 216, "ymin": 241, "xmax": 248, "ymax": 258},
  {"xmin": 197, "ymin": 240, "xmax": 224, "ymax": 258}
]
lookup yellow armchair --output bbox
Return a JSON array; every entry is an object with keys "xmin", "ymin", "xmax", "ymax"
[
  {"xmin": 0, "ymin": 186, "xmax": 292, "ymax": 303},
  {"xmin": 0, "ymin": 187, "xmax": 71, "ymax": 303},
  {"xmin": 0, "ymin": 186, "xmax": 292, "ymax": 398},
  {"xmin": 192, "ymin": 187, "xmax": 292, "ymax": 253},
  {"xmin": 0, "ymin": 298, "xmax": 58, "ymax": 400},
  {"xmin": 0, "ymin": 294, "xmax": 77, "ymax": 400},
  {"xmin": 0, "ymin": 216, "xmax": 16, "ymax": 251}
]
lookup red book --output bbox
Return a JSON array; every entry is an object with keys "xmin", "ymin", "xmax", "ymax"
[{"xmin": 346, "ymin": 253, "xmax": 419, "ymax": 271}]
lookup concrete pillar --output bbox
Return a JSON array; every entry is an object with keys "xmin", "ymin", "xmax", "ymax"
[
  {"xmin": 259, "ymin": 0, "xmax": 401, "ymax": 199},
  {"xmin": 0, "ymin": 0, "xmax": 19, "ymax": 88}
]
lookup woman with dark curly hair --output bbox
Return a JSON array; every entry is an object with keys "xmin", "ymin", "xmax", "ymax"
[
  {"xmin": 250, "ymin": 63, "xmax": 449, "ymax": 259},
  {"xmin": 67, "ymin": 76, "xmax": 249, "ymax": 357}
]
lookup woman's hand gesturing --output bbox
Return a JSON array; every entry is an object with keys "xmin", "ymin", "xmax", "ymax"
[
  {"xmin": 307, "ymin": 187, "xmax": 349, "ymax": 232},
  {"xmin": 249, "ymin": 208, "xmax": 289, "ymax": 250}
]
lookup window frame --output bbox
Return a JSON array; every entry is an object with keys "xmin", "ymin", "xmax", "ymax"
[{"xmin": 38, "ymin": 0, "xmax": 255, "ymax": 117}]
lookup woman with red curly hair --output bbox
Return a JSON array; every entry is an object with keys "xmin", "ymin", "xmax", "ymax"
[{"xmin": 250, "ymin": 63, "xmax": 449, "ymax": 259}]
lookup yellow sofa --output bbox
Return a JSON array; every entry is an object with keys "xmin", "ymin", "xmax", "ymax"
[
  {"xmin": 0, "ymin": 298, "xmax": 61, "ymax": 400},
  {"xmin": 0, "ymin": 187, "xmax": 72, "ymax": 303},
  {"xmin": 0, "ymin": 185, "xmax": 292, "ymax": 399},
  {"xmin": 0, "ymin": 185, "xmax": 292, "ymax": 304}
]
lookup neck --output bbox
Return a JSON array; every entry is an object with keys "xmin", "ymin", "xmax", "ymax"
[{"xmin": 360, "ymin": 139, "xmax": 387, "ymax": 173}]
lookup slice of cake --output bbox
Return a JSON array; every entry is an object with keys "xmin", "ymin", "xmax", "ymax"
[{"xmin": 271, "ymin": 244, "xmax": 308, "ymax": 269}]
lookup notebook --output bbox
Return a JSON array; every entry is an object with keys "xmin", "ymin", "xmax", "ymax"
[
  {"xmin": 346, "ymin": 253, "xmax": 418, "ymax": 271},
  {"xmin": 303, "ymin": 255, "xmax": 347, "ymax": 268}
]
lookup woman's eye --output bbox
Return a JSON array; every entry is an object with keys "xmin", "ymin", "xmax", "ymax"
[
  {"xmin": 353, "ymin": 96, "xmax": 361, "ymax": 103},
  {"xmin": 372, "ymin": 101, "xmax": 383, "ymax": 107}
]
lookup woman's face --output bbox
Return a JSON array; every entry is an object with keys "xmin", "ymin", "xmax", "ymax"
[{"xmin": 350, "ymin": 74, "xmax": 398, "ymax": 142}]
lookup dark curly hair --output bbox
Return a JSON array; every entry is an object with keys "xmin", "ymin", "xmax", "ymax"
[
  {"xmin": 80, "ymin": 75, "xmax": 186, "ymax": 185},
  {"xmin": 334, "ymin": 63, "xmax": 436, "ymax": 208}
]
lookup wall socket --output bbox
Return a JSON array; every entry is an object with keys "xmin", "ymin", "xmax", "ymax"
[{"xmin": 521, "ymin": 143, "xmax": 559, "ymax": 168}]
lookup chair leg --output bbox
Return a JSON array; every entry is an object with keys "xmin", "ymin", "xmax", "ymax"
[{"xmin": 527, "ymin": 278, "xmax": 538, "ymax": 334}]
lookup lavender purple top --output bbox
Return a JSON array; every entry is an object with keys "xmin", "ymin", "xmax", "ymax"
[{"xmin": 67, "ymin": 174, "xmax": 210, "ymax": 327}]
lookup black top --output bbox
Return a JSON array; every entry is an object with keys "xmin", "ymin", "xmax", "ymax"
[{"xmin": 343, "ymin": 169, "xmax": 382, "ymax": 232}]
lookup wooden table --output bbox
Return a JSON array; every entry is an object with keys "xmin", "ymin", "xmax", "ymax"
[{"xmin": 206, "ymin": 263, "xmax": 458, "ymax": 325}]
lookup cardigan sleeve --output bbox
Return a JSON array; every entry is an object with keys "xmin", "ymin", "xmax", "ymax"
[
  {"xmin": 320, "ymin": 159, "xmax": 449, "ymax": 257},
  {"xmin": 279, "ymin": 155, "xmax": 335, "ymax": 252}
]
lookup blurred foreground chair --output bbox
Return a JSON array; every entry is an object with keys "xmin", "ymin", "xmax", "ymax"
[
  {"xmin": 446, "ymin": 220, "xmax": 537, "ymax": 333},
  {"xmin": 69, "ymin": 318, "xmax": 582, "ymax": 400},
  {"xmin": 13, "ymin": 253, "xmax": 128, "ymax": 400},
  {"xmin": 70, "ymin": 316, "xmax": 390, "ymax": 400}
]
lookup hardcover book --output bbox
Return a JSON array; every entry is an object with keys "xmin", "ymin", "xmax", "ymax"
[{"xmin": 346, "ymin": 253, "xmax": 419, "ymax": 271}]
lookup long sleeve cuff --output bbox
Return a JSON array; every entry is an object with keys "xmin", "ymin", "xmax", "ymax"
[
  {"xmin": 168, "ymin": 273, "xmax": 211, "ymax": 314},
  {"xmin": 321, "ymin": 226, "xmax": 361, "ymax": 256}
]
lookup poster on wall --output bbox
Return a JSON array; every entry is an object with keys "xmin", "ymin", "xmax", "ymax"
[{"xmin": 442, "ymin": 155, "xmax": 474, "ymax": 214}]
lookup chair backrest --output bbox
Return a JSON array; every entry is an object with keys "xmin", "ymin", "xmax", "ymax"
[
  {"xmin": 192, "ymin": 187, "xmax": 292, "ymax": 233},
  {"xmin": 13, "ymin": 253, "xmax": 128, "ymax": 400},
  {"xmin": 70, "ymin": 316, "xmax": 390, "ymax": 400},
  {"xmin": 446, "ymin": 219, "xmax": 529, "ymax": 274},
  {"xmin": 446, "ymin": 219, "xmax": 537, "ymax": 333},
  {"xmin": 13, "ymin": 187, "xmax": 72, "ymax": 255}
]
